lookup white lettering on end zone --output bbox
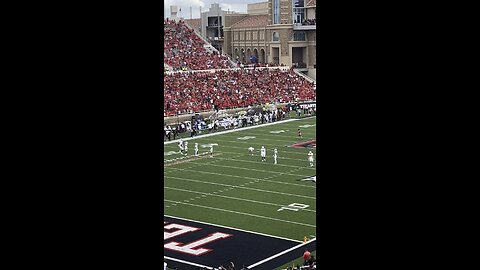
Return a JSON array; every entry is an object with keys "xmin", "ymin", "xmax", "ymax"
[
  {"xmin": 164, "ymin": 223, "xmax": 200, "ymax": 240},
  {"xmin": 164, "ymin": 232, "xmax": 233, "ymax": 256}
]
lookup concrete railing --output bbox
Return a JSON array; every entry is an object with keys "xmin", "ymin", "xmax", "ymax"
[
  {"xmin": 164, "ymin": 66, "xmax": 290, "ymax": 75},
  {"xmin": 293, "ymin": 68, "xmax": 316, "ymax": 83}
]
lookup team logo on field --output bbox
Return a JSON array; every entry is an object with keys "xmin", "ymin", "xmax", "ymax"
[
  {"xmin": 300, "ymin": 176, "xmax": 316, "ymax": 183},
  {"xmin": 164, "ymin": 216, "xmax": 302, "ymax": 269},
  {"xmin": 164, "ymin": 221, "xmax": 233, "ymax": 256}
]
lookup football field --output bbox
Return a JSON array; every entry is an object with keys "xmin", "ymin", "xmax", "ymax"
[{"xmin": 164, "ymin": 117, "xmax": 316, "ymax": 269}]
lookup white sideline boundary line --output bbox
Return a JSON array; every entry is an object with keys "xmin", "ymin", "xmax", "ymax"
[
  {"xmin": 247, "ymin": 238, "xmax": 317, "ymax": 269},
  {"xmin": 164, "ymin": 256, "xmax": 213, "ymax": 270},
  {"xmin": 164, "ymin": 117, "xmax": 315, "ymax": 145},
  {"xmin": 164, "ymin": 214, "xmax": 303, "ymax": 243}
]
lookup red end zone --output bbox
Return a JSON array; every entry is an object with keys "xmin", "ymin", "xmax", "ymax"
[{"xmin": 164, "ymin": 216, "xmax": 305, "ymax": 270}]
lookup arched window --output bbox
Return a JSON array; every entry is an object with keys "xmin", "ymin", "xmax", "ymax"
[
  {"xmin": 272, "ymin": 32, "xmax": 279, "ymax": 42},
  {"xmin": 293, "ymin": 31, "xmax": 306, "ymax": 41}
]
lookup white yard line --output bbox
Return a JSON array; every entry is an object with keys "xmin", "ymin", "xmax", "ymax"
[
  {"xmin": 164, "ymin": 176, "xmax": 316, "ymax": 200},
  {"xmin": 164, "ymin": 117, "xmax": 315, "ymax": 145},
  {"xmin": 165, "ymin": 167, "xmax": 315, "ymax": 188},
  {"xmin": 174, "ymin": 162, "xmax": 312, "ymax": 178},
  {"xmin": 164, "ymin": 199, "xmax": 316, "ymax": 228},
  {"xmin": 164, "ymin": 186, "xmax": 316, "ymax": 212},
  {"xmin": 164, "ymin": 214, "xmax": 303, "ymax": 243}
]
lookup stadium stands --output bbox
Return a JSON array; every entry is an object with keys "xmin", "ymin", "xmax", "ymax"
[
  {"xmin": 164, "ymin": 19, "xmax": 232, "ymax": 70},
  {"xmin": 164, "ymin": 68, "xmax": 316, "ymax": 116}
]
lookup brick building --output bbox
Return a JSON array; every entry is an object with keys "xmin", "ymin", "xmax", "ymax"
[{"xmin": 223, "ymin": 0, "xmax": 316, "ymax": 76}]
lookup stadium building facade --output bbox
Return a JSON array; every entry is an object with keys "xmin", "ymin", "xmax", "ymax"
[
  {"xmin": 185, "ymin": 0, "xmax": 316, "ymax": 78},
  {"xmin": 225, "ymin": 0, "xmax": 316, "ymax": 77}
]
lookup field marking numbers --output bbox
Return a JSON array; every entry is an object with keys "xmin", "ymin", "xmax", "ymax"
[
  {"xmin": 277, "ymin": 203, "xmax": 310, "ymax": 212},
  {"xmin": 164, "ymin": 151, "xmax": 179, "ymax": 156},
  {"xmin": 164, "ymin": 186, "xmax": 316, "ymax": 213},
  {"xmin": 200, "ymin": 143, "xmax": 218, "ymax": 148},
  {"xmin": 164, "ymin": 199, "xmax": 316, "ymax": 228},
  {"xmin": 237, "ymin": 136, "xmax": 256, "ymax": 140}
]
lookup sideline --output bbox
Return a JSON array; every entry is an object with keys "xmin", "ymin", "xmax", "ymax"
[
  {"xmin": 247, "ymin": 238, "xmax": 317, "ymax": 269},
  {"xmin": 164, "ymin": 117, "xmax": 315, "ymax": 145}
]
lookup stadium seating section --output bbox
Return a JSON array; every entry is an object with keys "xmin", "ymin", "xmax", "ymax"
[
  {"xmin": 164, "ymin": 19, "xmax": 232, "ymax": 70},
  {"xmin": 164, "ymin": 19, "xmax": 316, "ymax": 117},
  {"xmin": 164, "ymin": 69, "xmax": 316, "ymax": 116}
]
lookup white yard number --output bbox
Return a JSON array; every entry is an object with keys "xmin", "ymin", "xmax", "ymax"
[
  {"xmin": 277, "ymin": 203, "xmax": 310, "ymax": 212},
  {"xmin": 237, "ymin": 136, "xmax": 256, "ymax": 140},
  {"xmin": 299, "ymin": 124, "xmax": 315, "ymax": 128},
  {"xmin": 270, "ymin": 130, "xmax": 286, "ymax": 134},
  {"xmin": 164, "ymin": 151, "xmax": 179, "ymax": 156}
]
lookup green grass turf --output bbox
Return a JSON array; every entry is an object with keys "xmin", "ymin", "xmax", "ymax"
[{"xmin": 164, "ymin": 116, "xmax": 316, "ymax": 242}]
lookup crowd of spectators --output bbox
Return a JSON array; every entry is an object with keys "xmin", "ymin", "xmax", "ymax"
[
  {"xmin": 164, "ymin": 68, "xmax": 316, "ymax": 116},
  {"xmin": 302, "ymin": 18, "xmax": 316, "ymax": 25},
  {"xmin": 164, "ymin": 18, "xmax": 232, "ymax": 70},
  {"xmin": 164, "ymin": 105, "xmax": 298, "ymax": 141}
]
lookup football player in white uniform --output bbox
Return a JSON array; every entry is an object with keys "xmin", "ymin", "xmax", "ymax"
[
  {"xmin": 273, "ymin": 148, "xmax": 278, "ymax": 164},
  {"xmin": 210, "ymin": 144, "xmax": 214, "ymax": 157},
  {"xmin": 178, "ymin": 139, "xmax": 184, "ymax": 154},
  {"xmin": 308, "ymin": 151, "xmax": 314, "ymax": 167},
  {"xmin": 260, "ymin": 146, "xmax": 266, "ymax": 162},
  {"xmin": 194, "ymin": 143, "xmax": 199, "ymax": 157},
  {"xmin": 248, "ymin": 146, "xmax": 254, "ymax": 156},
  {"xmin": 184, "ymin": 141, "xmax": 188, "ymax": 156}
]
